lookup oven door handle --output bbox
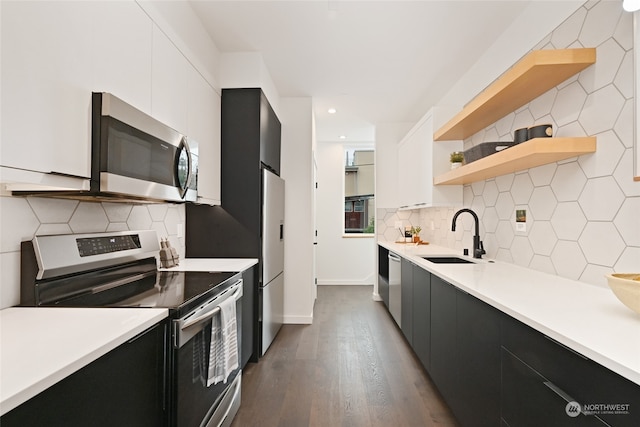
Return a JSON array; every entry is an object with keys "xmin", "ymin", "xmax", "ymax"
[{"xmin": 178, "ymin": 280, "xmax": 243, "ymax": 330}]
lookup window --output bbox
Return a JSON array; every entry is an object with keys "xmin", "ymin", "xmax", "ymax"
[{"xmin": 344, "ymin": 148, "xmax": 374, "ymax": 234}]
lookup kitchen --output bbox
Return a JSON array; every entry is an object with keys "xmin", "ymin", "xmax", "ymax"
[{"xmin": 1, "ymin": 0, "xmax": 639, "ymax": 426}]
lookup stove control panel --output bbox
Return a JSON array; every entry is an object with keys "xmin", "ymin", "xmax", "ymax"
[{"xmin": 76, "ymin": 234, "xmax": 142, "ymax": 257}]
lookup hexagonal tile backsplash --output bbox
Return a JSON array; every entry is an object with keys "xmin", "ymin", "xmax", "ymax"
[
  {"xmin": 378, "ymin": 1, "xmax": 640, "ymax": 289},
  {"xmin": 0, "ymin": 195, "xmax": 185, "ymax": 307}
]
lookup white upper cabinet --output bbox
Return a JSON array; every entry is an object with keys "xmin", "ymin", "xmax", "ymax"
[
  {"xmin": 1, "ymin": 2, "xmax": 94, "ymax": 188},
  {"xmin": 187, "ymin": 68, "xmax": 221, "ymax": 205},
  {"xmin": 396, "ymin": 108, "xmax": 462, "ymax": 209},
  {"xmin": 1, "ymin": 2, "xmax": 221, "ymax": 200},
  {"xmin": 0, "ymin": 1, "xmax": 152, "ymax": 190},
  {"xmin": 91, "ymin": 2, "xmax": 153, "ymax": 116},
  {"xmin": 151, "ymin": 26, "xmax": 189, "ymax": 135}
]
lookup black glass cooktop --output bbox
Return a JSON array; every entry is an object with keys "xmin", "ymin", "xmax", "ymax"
[{"xmin": 42, "ymin": 270, "xmax": 237, "ymax": 318}]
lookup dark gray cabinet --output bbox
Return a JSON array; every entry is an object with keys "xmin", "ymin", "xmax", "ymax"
[
  {"xmin": 455, "ymin": 289, "xmax": 502, "ymax": 427},
  {"xmin": 241, "ymin": 264, "xmax": 258, "ymax": 365},
  {"xmin": 502, "ymin": 315, "xmax": 640, "ymax": 427},
  {"xmin": 382, "ymin": 254, "xmax": 640, "ymax": 427},
  {"xmin": 378, "ymin": 246, "xmax": 390, "ymax": 308},
  {"xmin": 412, "ymin": 266, "xmax": 431, "ymax": 370},
  {"xmin": 1, "ymin": 321, "xmax": 169, "ymax": 427},
  {"xmin": 400, "ymin": 258, "xmax": 414, "ymax": 344},
  {"xmin": 430, "ymin": 275, "xmax": 458, "ymax": 406}
]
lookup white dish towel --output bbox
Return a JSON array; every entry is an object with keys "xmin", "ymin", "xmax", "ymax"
[{"xmin": 207, "ymin": 297, "xmax": 239, "ymax": 386}]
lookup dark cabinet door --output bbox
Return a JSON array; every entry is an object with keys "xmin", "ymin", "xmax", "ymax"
[
  {"xmin": 400, "ymin": 258, "xmax": 414, "ymax": 344},
  {"xmin": 378, "ymin": 246, "xmax": 390, "ymax": 308},
  {"xmin": 259, "ymin": 91, "xmax": 281, "ymax": 174},
  {"xmin": 412, "ymin": 266, "xmax": 431, "ymax": 370},
  {"xmin": 242, "ymin": 264, "xmax": 258, "ymax": 365},
  {"xmin": 1, "ymin": 321, "xmax": 168, "ymax": 427},
  {"xmin": 502, "ymin": 348, "xmax": 608, "ymax": 427},
  {"xmin": 502, "ymin": 315, "xmax": 640, "ymax": 427},
  {"xmin": 430, "ymin": 275, "xmax": 457, "ymax": 405},
  {"xmin": 455, "ymin": 290, "xmax": 502, "ymax": 427}
]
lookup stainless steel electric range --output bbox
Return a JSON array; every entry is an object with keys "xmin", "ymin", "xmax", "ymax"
[{"xmin": 20, "ymin": 230, "xmax": 243, "ymax": 427}]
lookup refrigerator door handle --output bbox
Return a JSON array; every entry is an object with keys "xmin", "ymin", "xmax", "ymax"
[{"xmin": 279, "ymin": 223, "xmax": 284, "ymax": 240}]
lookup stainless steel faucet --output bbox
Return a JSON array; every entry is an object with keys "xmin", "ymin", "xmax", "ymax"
[{"xmin": 451, "ymin": 208, "xmax": 485, "ymax": 259}]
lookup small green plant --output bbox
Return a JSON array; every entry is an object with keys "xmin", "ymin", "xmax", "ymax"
[
  {"xmin": 450, "ymin": 151, "xmax": 464, "ymax": 163},
  {"xmin": 410, "ymin": 226, "xmax": 422, "ymax": 235},
  {"xmin": 363, "ymin": 217, "xmax": 375, "ymax": 233}
]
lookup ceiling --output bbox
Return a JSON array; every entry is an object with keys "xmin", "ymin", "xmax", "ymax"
[{"xmin": 189, "ymin": 1, "xmax": 541, "ymax": 142}]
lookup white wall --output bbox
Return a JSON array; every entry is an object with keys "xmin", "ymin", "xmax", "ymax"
[
  {"xmin": 280, "ymin": 97, "xmax": 316, "ymax": 324},
  {"xmin": 316, "ymin": 142, "xmax": 375, "ymax": 285}
]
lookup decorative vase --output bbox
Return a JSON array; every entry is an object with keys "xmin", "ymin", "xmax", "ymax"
[
  {"xmin": 451, "ymin": 162, "xmax": 462, "ymax": 170},
  {"xmin": 413, "ymin": 235, "xmax": 420, "ymax": 243}
]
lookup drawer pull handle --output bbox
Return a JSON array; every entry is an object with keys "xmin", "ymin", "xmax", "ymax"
[{"xmin": 543, "ymin": 381, "xmax": 576, "ymax": 404}]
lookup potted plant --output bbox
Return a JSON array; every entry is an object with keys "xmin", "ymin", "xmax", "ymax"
[
  {"xmin": 450, "ymin": 151, "xmax": 464, "ymax": 169},
  {"xmin": 411, "ymin": 226, "xmax": 422, "ymax": 243}
]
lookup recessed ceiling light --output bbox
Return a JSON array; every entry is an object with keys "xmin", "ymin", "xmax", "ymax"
[
  {"xmin": 328, "ymin": 108, "xmax": 337, "ymax": 114},
  {"xmin": 623, "ymin": 0, "xmax": 640, "ymax": 11},
  {"xmin": 339, "ymin": 135, "xmax": 346, "ymax": 140}
]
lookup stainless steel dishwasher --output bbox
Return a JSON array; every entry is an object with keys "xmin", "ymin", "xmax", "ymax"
[{"xmin": 388, "ymin": 252, "xmax": 402, "ymax": 327}]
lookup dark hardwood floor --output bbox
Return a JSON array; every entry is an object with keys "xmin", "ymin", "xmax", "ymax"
[{"xmin": 231, "ymin": 285, "xmax": 459, "ymax": 427}]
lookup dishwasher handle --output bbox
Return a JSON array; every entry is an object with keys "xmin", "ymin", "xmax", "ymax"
[{"xmin": 388, "ymin": 253, "xmax": 401, "ymax": 262}]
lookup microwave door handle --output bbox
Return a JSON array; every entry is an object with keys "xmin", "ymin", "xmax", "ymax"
[{"xmin": 176, "ymin": 137, "xmax": 192, "ymax": 199}]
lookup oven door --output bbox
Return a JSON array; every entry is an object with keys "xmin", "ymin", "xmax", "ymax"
[{"xmin": 172, "ymin": 279, "xmax": 243, "ymax": 427}]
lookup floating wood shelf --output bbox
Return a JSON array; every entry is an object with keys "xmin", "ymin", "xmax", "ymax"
[
  {"xmin": 434, "ymin": 48, "xmax": 596, "ymax": 141},
  {"xmin": 434, "ymin": 137, "xmax": 596, "ymax": 185}
]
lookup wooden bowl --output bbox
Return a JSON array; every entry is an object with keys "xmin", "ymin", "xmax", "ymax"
[{"xmin": 606, "ymin": 273, "xmax": 640, "ymax": 314}]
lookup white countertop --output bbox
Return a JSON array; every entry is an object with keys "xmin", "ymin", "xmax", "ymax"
[
  {"xmin": 0, "ymin": 307, "xmax": 168, "ymax": 416},
  {"xmin": 378, "ymin": 240, "xmax": 640, "ymax": 386},
  {"xmin": 158, "ymin": 258, "xmax": 258, "ymax": 273}
]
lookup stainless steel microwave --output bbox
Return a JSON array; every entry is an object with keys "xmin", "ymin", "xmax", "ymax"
[{"xmin": 90, "ymin": 92, "xmax": 198, "ymax": 203}]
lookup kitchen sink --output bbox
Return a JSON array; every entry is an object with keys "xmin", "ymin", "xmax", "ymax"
[{"xmin": 422, "ymin": 256, "xmax": 475, "ymax": 264}]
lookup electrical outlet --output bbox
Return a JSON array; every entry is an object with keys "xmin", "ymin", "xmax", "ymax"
[{"xmin": 430, "ymin": 220, "xmax": 435, "ymax": 231}]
